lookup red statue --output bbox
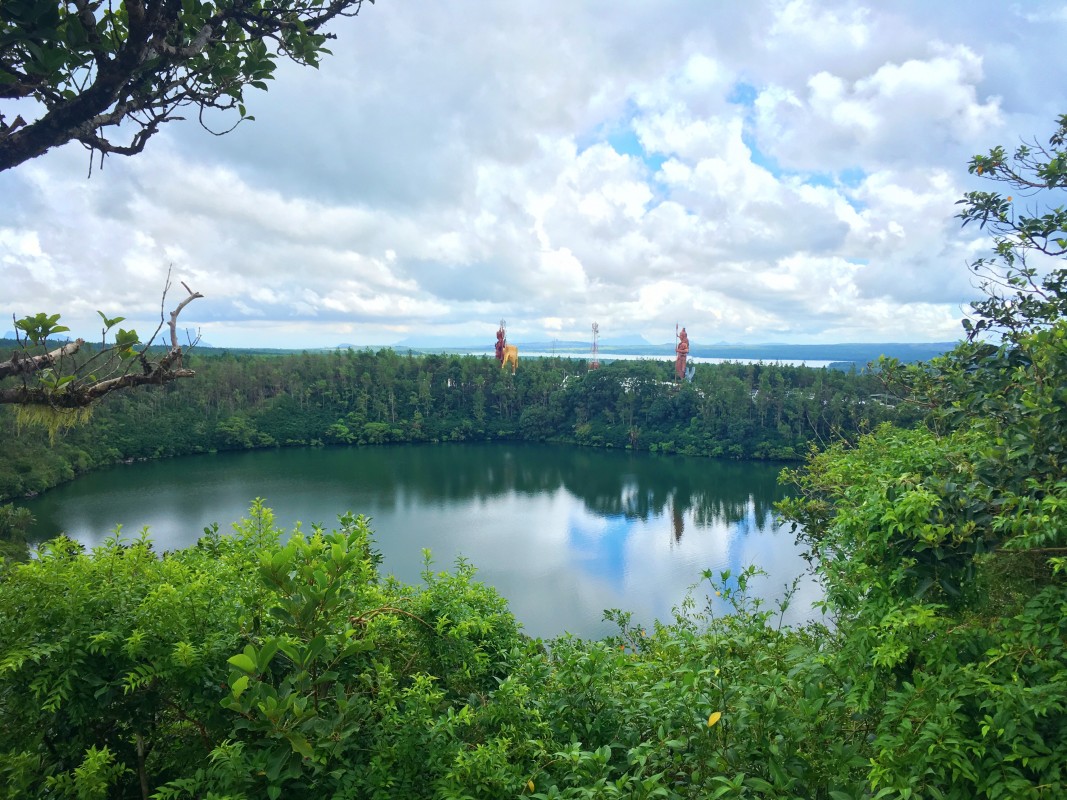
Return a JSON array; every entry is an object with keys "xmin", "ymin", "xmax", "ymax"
[
  {"xmin": 675, "ymin": 326, "xmax": 689, "ymax": 381},
  {"xmin": 495, "ymin": 326, "xmax": 505, "ymax": 363}
]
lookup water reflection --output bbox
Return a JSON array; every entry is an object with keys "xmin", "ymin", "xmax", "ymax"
[{"xmin": 22, "ymin": 443, "xmax": 819, "ymax": 639}]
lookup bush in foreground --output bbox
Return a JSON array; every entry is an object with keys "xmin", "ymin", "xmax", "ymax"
[{"xmin": 3, "ymin": 500, "xmax": 866, "ymax": 799}]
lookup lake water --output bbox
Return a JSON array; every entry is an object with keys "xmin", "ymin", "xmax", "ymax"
[{"xmin": 22, "ymin": 443, "xmax": 820, "ymax": 640}]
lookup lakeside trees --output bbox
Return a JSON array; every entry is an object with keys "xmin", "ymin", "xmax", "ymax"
[{"xmin": 0, "ymin": 349, "xmax": 904, "ymax": 502}]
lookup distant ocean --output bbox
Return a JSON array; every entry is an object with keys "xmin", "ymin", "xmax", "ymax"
[{"xmin": 514, "ymin": 351, "xmax": 838, "ymax": 368}]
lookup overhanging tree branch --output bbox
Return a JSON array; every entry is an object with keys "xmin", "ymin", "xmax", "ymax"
[{"xmin": 0, "ymin": 0, "xmax": 374, "ymax": 171}]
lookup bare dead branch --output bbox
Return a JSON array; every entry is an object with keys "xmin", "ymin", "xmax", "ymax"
[
  {"xmin": 0, "ymin": 339, "xmax": 85, "ymax": 381},
  {"xmin": 1, "ymin": 283, "xmax": 203, "ymax": 409}
]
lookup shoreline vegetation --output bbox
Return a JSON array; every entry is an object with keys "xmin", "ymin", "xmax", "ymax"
[
  {"xmin": 2, "ymin": 331, "xmax": 1064, "ymax": 798},
  {"xmin": 0, "ymin": 345, "xmax": 914, "ymax": 504}
]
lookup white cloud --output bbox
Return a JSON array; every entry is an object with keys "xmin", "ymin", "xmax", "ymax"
[
  {"xmin": 2, "ymin": 0, "xmax": 1062, "ymax": 348},
  {"xmin": 754, "ymin": 44, "xmax": 1002, "ymax": 172}
]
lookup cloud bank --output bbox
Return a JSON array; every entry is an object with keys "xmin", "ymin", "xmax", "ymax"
[{"xmin": 3, "ymin": 0, "xmax": 1065, "ymax": 348}]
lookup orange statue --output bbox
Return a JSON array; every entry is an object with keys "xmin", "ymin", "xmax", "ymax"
[
  {"xmin": 675, "ymin": 326, "xmax": 689, "ymax": 381},
  {"xmin": 496, "ymin": 320, "xmax": 519, "ymax": 374}
]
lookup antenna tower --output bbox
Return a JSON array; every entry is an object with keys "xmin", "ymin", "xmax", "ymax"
[{"xmin": 591, "ymin": 322, "xmax": 600, "ymax": 370}]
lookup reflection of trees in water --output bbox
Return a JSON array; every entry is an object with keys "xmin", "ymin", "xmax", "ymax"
[
  {"xmin": 343, "ymin": 444, "xmax": 566, "ymax": 506},
  {"xmin": 340, "ymin": 444, "xmax": 788, "ymax": 543},
  {"xmin": 555, "ymin": 449, "xmax": 789, "ymax": 542},
  {"xmin": 24, "ymin": 444, "xmax": 791, "ymax": 547}
]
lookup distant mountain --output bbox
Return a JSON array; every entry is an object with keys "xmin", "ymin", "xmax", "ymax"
[
  {"xmin": 392, "ymin": 332, "xmax": 652, "ymax": 350},
  {"xmin": 392, "ymin": 335, "xmax": 491, "ymax": 349},
  {"xmin": 393, "ymin": 338, "xmax": 591, "ymax": 353},
  {"xmin": 699, "ymin": 341, "xmax": 957, "ymax": 364},
  {"xmin": 514, "ymin": 340, "xmax": 594, "ymax": 351},
  {"xmin": 2, "ymin": 329, "xmax": 213, "ymax": 349},
  {"xmin": 600, "ymin": 334, "xmax": 651, "ymax": 346},
  {"xmin": 2, "ymin": 331, "xmax": 76, "ymax": 345}
]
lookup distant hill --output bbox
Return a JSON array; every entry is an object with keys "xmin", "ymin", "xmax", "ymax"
[
  {"xmin": 599, "ymin": 334, "xmax": 652, "ymax": 346},
  {"xmin": 391, "ymin": 333, "xmax": 652, "ymax": 350},
  {"xmin": 391, "ymin": 335, "xmax": 490, "ymax": 349},
  {"xmin": 2, "ymin": 328, "xmax": 210, "ymax": 347},
  {"xmin": 511, "ymin": 340, "xmax": 954, "ymax": 364}
]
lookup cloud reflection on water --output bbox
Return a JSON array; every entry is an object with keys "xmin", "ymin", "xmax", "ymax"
[{"xmin": 23, "ymin": 443, "xmax": 820, "ymax": 639}]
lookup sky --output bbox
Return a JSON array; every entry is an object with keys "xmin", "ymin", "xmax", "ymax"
[{"xmin": 3, "ymin": 1, "xmax": 1067, "ymax": 350}]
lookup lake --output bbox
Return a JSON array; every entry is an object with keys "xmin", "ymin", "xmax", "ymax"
[{"xmin": 22, "ymin": 443, "xmax": 820, "ymax": 640}]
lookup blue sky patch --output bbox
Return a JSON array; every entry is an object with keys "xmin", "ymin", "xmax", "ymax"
[
  {"xmin": 607, "ymin": 128, "xmax": 667, "ymax": 172},
  {"xmin": 727, "ymin": 80, "xmax": 758, "ymax": 107}
]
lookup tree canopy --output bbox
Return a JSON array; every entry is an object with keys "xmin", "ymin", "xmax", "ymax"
[
  {"xmin": 956, "ymin": 112, "xmax": 1067, "ymax": 339},
  {"xmin": 0, "ymin": 0, "xmax": 373, "ymax": 172}
]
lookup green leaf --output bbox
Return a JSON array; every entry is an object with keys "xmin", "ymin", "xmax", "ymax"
[
  {"xmin": 14, "ymin": 312, "xmax": 68, "ymax": 344},
  {"xmin": 257, "ymin": 639, "xmax": 280, "ymax": 671},
  {"xmin": 227, "ymin": 653, "xmax": 256, "ymax": 674},
  {"xmin": 96, "ymin": 310, "xmax": 126, "ymax": 330},
  {"xmin": 230, "ymin": 674, "xmax": 249, "ymax": 698},
  {"xmin": 286, "ymin": 732, "xmax": 313, "ymax": 758}
]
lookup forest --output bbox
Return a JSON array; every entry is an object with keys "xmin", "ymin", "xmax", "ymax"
[
  {"xmin": 2, "ymin": 280, "xmax": 1065, "ymax": 798},
  {"xmin": 0, "ymin": 346, "xmax": 910, "ymax": 503},
  {"xmin": 2, "ymin": 300, "xmax": 1064, "ymax": 798},
  {"xmin": 1, "ymin": 272, "xmax": 1063, "ymax": 798}
]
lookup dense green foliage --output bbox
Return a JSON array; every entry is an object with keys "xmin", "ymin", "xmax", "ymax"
[
  {"xmin": 0, "ymin": 503, "xmax": 521, "ymax": 798},
  {"xmin": 0, "ymin": 502, "xmax": 34, "ymax": 562},
  {"xmin": 0, "ymin": 347, "xmax": 905, "ymax": 502},
  {"xmin": 777, "ymin": 113, "xmax": 1067, "ymax": 798},
  {"xmin": 1, "ymin": 502, "xmax": 857, "ymax": 799}
]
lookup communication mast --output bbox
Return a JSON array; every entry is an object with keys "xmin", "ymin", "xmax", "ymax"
[{"xmin": 590, "ymin": 322, "xmax": 600, "ymax": 370}]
